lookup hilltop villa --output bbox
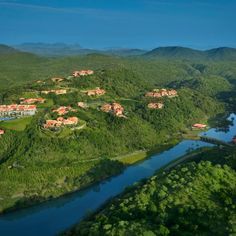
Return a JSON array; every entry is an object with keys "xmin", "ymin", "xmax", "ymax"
[
  {"xmin": 0, "ymin": 104, "xmax": 37, "ymax": 118},
  {"xmin": 145, "ymin": 88, "xmax": 178, "ymax": 98},
  {"xmin": 101, "ymin": 102, "xmax": 125, "ymax": 117},
  {"xmin": 85, "ymin": 87, "xmax": 106, "ymax": 96},
  {"xmin": 192, "ymin": 123, "xmax": 207, "ymax": 129},
  {"xmin": 20, "ymin": 98, "xmax": 46, "ymax": 104},
  {"xmin": 41, "ymin": 89, "xmax": 67, "ymax": 95},
  {"xmin": 148, "ymin": 102, "xmax": 164, "ymax": 109},
  {"xmin": 53, "ymin": 106, "xmax": 76, "ymax": 116},
  {"xmin": 0, "ymin": 129, "xmax": 5, "ymax": 136},
  {"xmin": 44, "ymin": 117, "xmax": 79, "ymax": 129},
  {"xmin": 73, "ymin": 70, "xmax": 94, "ymax": 77},
  {"xmin": 77, "ymin": 102, "xmax": 88, "ymax": 109}
]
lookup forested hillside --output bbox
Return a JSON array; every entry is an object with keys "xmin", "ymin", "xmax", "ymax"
[
  {"xmin": 0, "ymin": 49, "xmax": 236, "ymax": 214},
  {"xmin": 67, "ymin": 148, "xmax": 236, "ymax": 236}
]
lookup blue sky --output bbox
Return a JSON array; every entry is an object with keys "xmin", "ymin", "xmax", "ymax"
[{"xmin": 0, "ymin": 0, "xmax": 235, "ymax": 49}]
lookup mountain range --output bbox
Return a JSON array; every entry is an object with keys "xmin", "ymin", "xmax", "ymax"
[{"xmin": 1, "ymin": 43, "xmax": 236, "ymax": 61}]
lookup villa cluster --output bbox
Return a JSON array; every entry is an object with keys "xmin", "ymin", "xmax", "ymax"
[
  {"xmin": 41, "ymin": 89, "xmax": 67, "ymax": 95},
  {"xmin": 148, "ymin": 102, "xmax": 164, "ymax": 109},
  {"xmin": 73, "ymin": 70, "xmax": 94, "ymax": 77},
  {"xmin": 43, "ymin": 117, "xmax": 79, "ymax": 129},
  {"xmin": 101, "ymin": 102, "xmax": 125, "ymax": 117},
  {"xmin": 85, "ymin": 87, "xmax": 106, "ymax": 96},
  {"xmin": 53, "ymin": 106, "xmax": 76, "ymax": 115},
  {"xmin": 146, "ymin": 88, "xmax": 178, "ymax": 98},
  {"xmin": 20, "ymin": 98, "xmax": 46, "ymax": 104},
  {"xmin": 0, "ymin": 104, "xmax": 37, "ymax": 117}
]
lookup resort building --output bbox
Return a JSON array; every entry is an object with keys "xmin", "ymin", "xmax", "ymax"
[
  {"xmin": 0, "ymin": 104, "xmax": 37, "ymax": 118},
  {"xmin": 72, "ymin": 70, "xmax": 94, "ymax": 77},
  {"xmin": 101, "ymin": 102, "xmax": 125, "ymax": 117},
  {"xmin": 53, "ymin": 106, "xmax": 76, "ymax": 116},
  {"xmin": 20, "ymin": 98, "xmax": 46, "ymax": 104},
  {"xmin": 43, "ymin": 117, "xmax": 79, "ymax": 129},
  {"xmin": 145, "ymin": 88, "xmax": 178, "ymax": 98},
  {"xmin": 0, "ymin": 129, "xmax": 5, "ymax": 136},
  {"xmin": 77, "ymin": 102, "xmax": 88, "ymax": 109},
  {"xmin": 192, "ymin": 123, "xmax": 207, "ymax": 129},
  {"xmin": 148, "ymin": 102, "xmax": 164, "ymax": 109},
  {"xmin": 41, "ymin": 89, "xmax": 67, "ymax": 95},
  {"xmin": 85, "ymin": 87, "xmax": 105, "ymax": 96}
]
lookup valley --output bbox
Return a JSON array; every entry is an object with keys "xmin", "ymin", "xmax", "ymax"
[{"xmin": 0, "ymin": 45, "xmax": 236, "ymax": 235}]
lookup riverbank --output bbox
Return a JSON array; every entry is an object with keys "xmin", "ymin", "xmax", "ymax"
[{"xmin": 0, "ymin": 138, "xmax": 180, "ymax": 215}]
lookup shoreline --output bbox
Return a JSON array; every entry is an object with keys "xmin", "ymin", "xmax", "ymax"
[{"xmin": 0, "ymin": 139, "xmax": 180, "ymax": 216}]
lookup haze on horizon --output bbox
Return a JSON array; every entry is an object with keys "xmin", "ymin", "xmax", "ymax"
[{"xmin": 0, "ymin": 0, "xmax": 236, "ymax": 49}]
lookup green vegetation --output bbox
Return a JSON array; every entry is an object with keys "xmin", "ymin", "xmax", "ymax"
[
  {"xmin": 1, "ymin": 48, "xmax": 236, "ymax": 215},
  {"xmin": 0, "ymin": 117, "xmax": 33, "ymax": 131},
  {"xmin": 67, "ymin": 148, "xmax": 236, "ymax": 236}
]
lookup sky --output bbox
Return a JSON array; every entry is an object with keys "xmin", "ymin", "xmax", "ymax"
[{"xmin": 0, "ymin": 0, "xmax": 236, "ymax": 49}]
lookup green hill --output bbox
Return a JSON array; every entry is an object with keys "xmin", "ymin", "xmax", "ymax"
[
  {"xmin": 144, "ymin": 46, "xmax": 236, "ymax": 61},
  {"xmin": 67, "ymin": 148, "xmax": 236, "ymax": 236},
  {"xmin": 0, "ymin": 44, "xmax": 19, "ymax": 54}
]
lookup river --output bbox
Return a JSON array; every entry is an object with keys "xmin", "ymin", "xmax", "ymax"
[{"xmin": 0, "ymin": 113, "xmax": 236, "ymax": 236}]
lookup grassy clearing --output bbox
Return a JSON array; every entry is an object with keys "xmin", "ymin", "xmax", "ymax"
[
  {"xmin": 20, "ymin": 91, "xmax": 39, "ymax": 98},
  {"xmin": 114, "ymin": 151, "xmax": 148, "ymax": 165},
  {"xmin": 0, "ymin": 117, "xmax": 33, "ymax": 131}
]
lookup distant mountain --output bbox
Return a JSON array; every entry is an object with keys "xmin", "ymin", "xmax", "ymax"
[
  {"xmin": 205, "ymin": 47, "xmax": 236, "ymax": 60},
  {"xmin": 0, "ymin": 44, "xmax": 19, "ymax": 54},
  {"xmin": 144, "ymin": 46, "xmax": 236, "ymax": 61},
  {"xmin": 13, "ymin": 43, "xmax": 88, "ymax": 57},
  {"xmin": 103, "ymin": 48, "xmax": 147, "ymax": 56},
  {"xmin": 13, "ymin": 43, "xmax": 147, "ymax": 57}
]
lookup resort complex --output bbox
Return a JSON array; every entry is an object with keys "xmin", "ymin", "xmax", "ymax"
[
  {"xmin": 72, "ymin": 70, "xmax": 94, "ymax": 77},
  {"xmin": 145, "ymin": 88, "xmax": 178, "ymax": 98},
  {"xmin": 0, "ymin": 104, "xmax": 37, "ymax": 118},
  {"xmin": 43, "ymin": 117, "xmax": 79, "ymax": 129},
  {"xmin": 101, "ymin": 102, "xmax": 125, "ymax": 117},
  {"xmin": 85, "ymin": 87, "xmax": 106, "ymax": 96}
]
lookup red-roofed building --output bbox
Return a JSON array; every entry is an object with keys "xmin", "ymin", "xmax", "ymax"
[
  {"xmin": 43, "ymin": 117, "xmax": 79, "ymax": 129},
  {"xmin": 192, "ymin": 123, "xmax": 207, "ymax": 129},
  {"xmin": 73, "ymin": 70, "xmax": 94, "ymax": 77},
  {"xmin": 0, "ymin": 129, "xmax": 5, "ymax": 135},
  {"xmin": 148, "ymin": 103, "xmax": 164, "ymax": 109},
  {"xmin": 145, "ymin": 88, "xmax": 178, "ymax": 98},
  {"xmin": 53, "ymin": 106, "xmax": 76, "ymax": 115},
  {"xmin": 21, "ymin": 98, "xmax": 46, "ymax": 104},
  {"xmin": 85, "ymin": 87, "xmax": 105, "ymax": 96},
  {"xmin": 101, "ymin": 102, "xmax": 125, "ymax": 117},
  {"xmin": 0, "ymin": 104, "xmax": 37, "ymax": 118},
  {"xmin": 77, "ymin": 102, "xmax": 88, "ymax": 109}
]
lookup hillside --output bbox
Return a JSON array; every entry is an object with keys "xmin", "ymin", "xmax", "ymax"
[
  {"xmin": 1, "ymin": 52, "xmax": 236, "ymax": 214},
  {"xmin": 66, "ymin": 148, "xmax": 236, "ymax": 236},
  {"xmin": 0, "ymin": 44, "xmax": 19, "ymax": 54},
  {"xmin": 144, "ymin": 46, "xmax": 236, "ymax": 61},
  {"xmin": 0, "ymin": 58, "xmax": 226, "ymax": 214}
]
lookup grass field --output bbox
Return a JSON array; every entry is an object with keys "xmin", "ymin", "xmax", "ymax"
[
  {"xmin": 0, "ymin": 117, "xmax": 33, "ymax": 131},
  {"xmin": 114, "ymin": 150, "xmax": 148, "ymax": 164}
]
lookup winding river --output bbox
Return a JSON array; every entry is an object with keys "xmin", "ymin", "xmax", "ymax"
[{"xmin": 0, "ymin": 113, "xmax": 236, "ymax": 236}]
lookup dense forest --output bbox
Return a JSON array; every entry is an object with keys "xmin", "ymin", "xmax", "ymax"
[
  {"xmin": 0, "ymin": 46, "xmax": 236, "ymax": 215},
  {"xmin": 65, "ymin": 147, "xmax": 236, "ymax": 236}
]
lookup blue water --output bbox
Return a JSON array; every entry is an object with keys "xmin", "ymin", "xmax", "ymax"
[
  {"xmin": 0, "ymin": 114, "xmax": 235, "ymax": 236},
  {"xmin": 0, "ymin": 117, "xmax": 16, "ymax": 121}
]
